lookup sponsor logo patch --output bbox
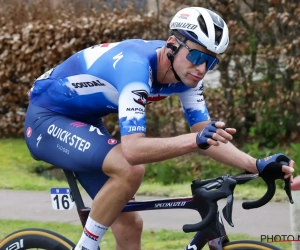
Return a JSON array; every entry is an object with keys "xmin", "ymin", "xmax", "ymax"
[
  {"xmin": 36, "ymin": 134, "xmax": 42, "ymax": 148},
  {"xmin": 26, "ymin": 127, "xmax": 32, "ymax": 138},
  {"xmin": 128, "ymin": 126, "xmax": 146, "ymax": 133},
  {"xmin": 178, "ymin": 13, "xmax": 190, "ymax": 19},
  {"xmin": 170, "ymin": 22, "xmax": 197, "ymax": 30},
  {"xmin": 108, "ymin": 138, "xmax": 118, "ymax": 145},
  {"xmin": 47, "ymin": 124, "xmax": 91, "ymax": 152},
  {"xmin": 113, "ymin": 52, "xmax": 124, "ymax": 69},
  {"xmin": 83, "ymin": 227, "xmax": 99, "ymax": 241},
  {"xmin": 132, "ymin": 90, "xmax": 148, "ymax": 107},
  {"xmin": 126, "ymin": 107, "xmax": 145, "ymax": 115},
  {"xmin": 71, "ymin": 80, "xmax": 105, "ymax": 89},
  {"xmin": 70, "ymin": 122, "xmax": 88, "ymax": 128}
]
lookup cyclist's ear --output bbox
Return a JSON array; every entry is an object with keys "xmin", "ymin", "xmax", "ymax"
[{"xmin": 166, "ymin": 35, "xmax": 179, "ymax": 48}]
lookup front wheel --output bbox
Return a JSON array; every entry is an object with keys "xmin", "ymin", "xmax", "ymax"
[
  {"xmin": 0, "ymin": 228, "xmax": 75, "ymax": 250},
  {"xmin": 223, "ymin": 240, "xmax": 282, "ymax": 250}
]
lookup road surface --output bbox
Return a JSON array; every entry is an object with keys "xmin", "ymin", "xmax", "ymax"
[{"xmin": 0, "ymin": 189, "xmax": 295, "ymax": 239}]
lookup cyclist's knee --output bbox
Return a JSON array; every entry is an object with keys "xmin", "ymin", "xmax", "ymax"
[
  {"xmin": 125, "ymin": 164, "xmax": 145, "ymax": 186},
  {"xmin": 113, "ymin": 164, "xmax": 145, "ymax": 193},
  {"xmin": 105, "ymin": 161, "xmax": 145, "ymax": 186},
  {"xmin": 102, "ymin": 145, "xmax": 145, "ymax": 187}
]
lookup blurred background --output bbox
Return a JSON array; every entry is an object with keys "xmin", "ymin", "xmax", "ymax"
[{"xmin": 0, "ymin": 0, "xmax": 299, "ymax": 184}]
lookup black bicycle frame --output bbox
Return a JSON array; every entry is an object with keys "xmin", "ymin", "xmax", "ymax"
[
  {"xmin": 123, "ymin": 198, "xmax": 229, "ymax": 249},
  {"xmin": 64, "ymin": 170, "xmax": 229, "ymax": 250}
]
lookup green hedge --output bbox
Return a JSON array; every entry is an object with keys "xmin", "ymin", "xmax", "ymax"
[
  {"xmin": 0, "ymin": 0, "xmax": 299, "ymax": 147},
  {"xmin": 145, "ymin": 142, "xmax": 300, "ymax": 187}
]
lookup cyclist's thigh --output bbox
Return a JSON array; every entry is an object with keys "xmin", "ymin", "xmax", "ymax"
[
  {"xmin": 74, "ymin": 166, "xmax": 137, "ymax": 199},
  {"xmin": 24, "ymin": 103, "xmax": 119, "ymax": 192}
]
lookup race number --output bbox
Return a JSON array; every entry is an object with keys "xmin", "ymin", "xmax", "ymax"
[{"xmin": 50, "ymin": 188, "xmax": 75, "ymax": 210}]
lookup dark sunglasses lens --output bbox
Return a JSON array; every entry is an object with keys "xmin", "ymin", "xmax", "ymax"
[
  {"xmin": 186, "ymin": 51, "xmax": 204, "ymax": 65},
  {"xmin": 186, "ymin": 51, "xmax": 219, "ymax": 70},
  {"xmin": 207, "ymin": 58, "xmax": 219, "ymax": 70}
]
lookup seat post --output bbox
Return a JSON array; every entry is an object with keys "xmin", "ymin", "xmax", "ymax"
[
  {"xmin": 63, "ymin": 169, "xmax": 91, "ymax": 228},
  {"xmin": 63, "ymin": 169, "xmax": 86, "ymax": 210}
]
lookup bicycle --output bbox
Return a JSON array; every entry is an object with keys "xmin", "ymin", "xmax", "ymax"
[{"xmin": 0, "ymin": 166, "xmax": 294, "ymax": 250}]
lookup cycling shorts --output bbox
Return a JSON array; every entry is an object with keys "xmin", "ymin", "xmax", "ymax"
[{"xmin": 24, "ymin": 103, "xmax": 120, "ymax": 199}]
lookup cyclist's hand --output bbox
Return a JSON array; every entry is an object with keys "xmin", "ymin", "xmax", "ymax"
[
  {"xmin": 196, "ymin": 121, "xmax": 236, "ymax": 150},
  {"xmin": 256, "ymin": 153, "xmax": 295, "ymax": 180}
]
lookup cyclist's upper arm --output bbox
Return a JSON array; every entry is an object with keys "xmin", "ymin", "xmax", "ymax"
[
  {"xmin": 121, "ymin": 132, "xmax": 144, "ymax": 148},
  {"xmin": 177, "ymin": 80, "xmax": 210, "ymax": 127},
  {"xmin": 116, "ymin": 59, "xmax": 151, "ymax": 135}
]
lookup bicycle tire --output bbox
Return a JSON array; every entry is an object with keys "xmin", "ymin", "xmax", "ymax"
[
  {"xmin": 0, "ymin": 227, "xmax": 75, "ymax": 250},
  {"xmin": 223, "ymin": 240, "xmax": 282, "ymax": 250}
]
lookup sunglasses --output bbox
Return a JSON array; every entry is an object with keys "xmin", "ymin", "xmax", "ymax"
[{"xmin": 175, "ymin": 38, "xmax": 219, "ymax": 70}]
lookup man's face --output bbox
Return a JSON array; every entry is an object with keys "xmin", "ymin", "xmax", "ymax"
[{"xmin": 173, "ymin": 39, "xmax": 217, "ymax": 88}]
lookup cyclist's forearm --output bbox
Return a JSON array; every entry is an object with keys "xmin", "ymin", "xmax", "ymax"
[
  {"xmin": 121, "ymin": 133, "xmax": 198, "ymax": 165},
  {"xmin": 203, "ymin": 142, "xmax": 258, "ymax": 173}
]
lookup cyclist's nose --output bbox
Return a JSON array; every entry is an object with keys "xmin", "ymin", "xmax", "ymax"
[{"xmin": 195, "ymin": 61, "xmax": 207, "ymax": 72}]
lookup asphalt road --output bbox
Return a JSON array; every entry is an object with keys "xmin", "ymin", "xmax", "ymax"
[{"xmin": 0, "ymin": 189, "xmax": 296, "ymax": 239}]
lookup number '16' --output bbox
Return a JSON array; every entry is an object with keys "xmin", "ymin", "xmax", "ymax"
[{"xmin": 53, "ymin": 194, "xmax": 70, "ymax": 209}]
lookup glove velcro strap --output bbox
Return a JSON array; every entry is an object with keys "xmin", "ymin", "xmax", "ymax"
[{"xmin": 259, "ymin": 162, "xmax": 285, "ymax": 180}]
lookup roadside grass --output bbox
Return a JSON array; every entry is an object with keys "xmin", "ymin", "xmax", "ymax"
[
  {"xmin": 0, "ymin": 138, "xmax": 290, "ymax": 201},
  {"xmin": 138, "ymin": 181, "xmax": 288, "ymax": 202},
  {"xmin": 0, "ymin": 219, "xmax": 289, "ymax": 249},
  {"xmin": 0, "ymin": 139, "xmax": 67, "ymax": 190},
  {"xmin": 0, "ymin": 139, "xmax": 292, "ymax": 250}
]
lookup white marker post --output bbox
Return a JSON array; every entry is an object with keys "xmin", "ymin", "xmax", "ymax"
[{"xmin": 290, "ymin": 176, "xmax": 300, "ymax": 250}]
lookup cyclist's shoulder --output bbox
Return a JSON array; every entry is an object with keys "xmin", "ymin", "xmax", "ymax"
[
  {"xmin": 70, "ymin": 39, "xmax": 164, "ymax": 75},
  {"xmin": 84, "ymin": 38, "xmax": 164, "ymax": 55},
  {"xmin": 117, "ymin": 39, "xmax": 165, "ymax": 63},
  {"xmin": 119, "ymin": 39, "xmax": 165, "ymax": 50}
]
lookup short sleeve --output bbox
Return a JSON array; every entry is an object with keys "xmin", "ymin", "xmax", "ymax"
[
  {"xmin": 117, "ymin": 61, "xmax": 151, "ymax": 136},
  {"xmin": 177, "ymin": 80, "xmax": 210, "ymax": 126}
]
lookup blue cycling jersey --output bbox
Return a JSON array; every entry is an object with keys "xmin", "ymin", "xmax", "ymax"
[{"xmin": 29, "ymin": 39, "xmax": 210, "ymax": 136}]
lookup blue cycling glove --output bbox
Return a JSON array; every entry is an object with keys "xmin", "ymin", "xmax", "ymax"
[
  {"xmin": 196, "ymin": 121, "xmax": 219, "ymax": 150},
  {"xmin": 256, "ymin": 153, "xmax": 291, "ymax": 180}
]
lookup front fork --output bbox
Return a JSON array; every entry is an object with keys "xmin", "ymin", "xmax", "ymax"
[{"xmin": 184, "ymin": 210, "xmax": 229, "ymax": 250}]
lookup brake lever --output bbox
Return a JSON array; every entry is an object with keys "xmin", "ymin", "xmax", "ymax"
[
  {"xmin": 219, "ymin": 177, "xmax": 236, "ymax": 227},
  {"xmin": 284, "ymin": 177, "xmax": 294, "ymax": 204},
  {"xmin": 221, "ymin": 176, "xmax": 236, "ymax": 227},
  {"xmin": 279, "ymin": 161, "xmax": 294, "ymax": 204},
  {"xmin": 222, "ymin": 194, "xmax": 234, "ymax": 227},
  {"xmin": 183, "ymin": 176, "xmax": 237, "ymax": 233}
]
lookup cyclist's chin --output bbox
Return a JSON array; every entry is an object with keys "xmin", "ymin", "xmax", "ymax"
[{"xmin": 181, "ymin": 78, "xmax": 200, "ymax": 88}]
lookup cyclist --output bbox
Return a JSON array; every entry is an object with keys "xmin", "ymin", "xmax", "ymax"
[{"xmin": 24, "ymin": 6, "xmax": 294, "ymax": 250}]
